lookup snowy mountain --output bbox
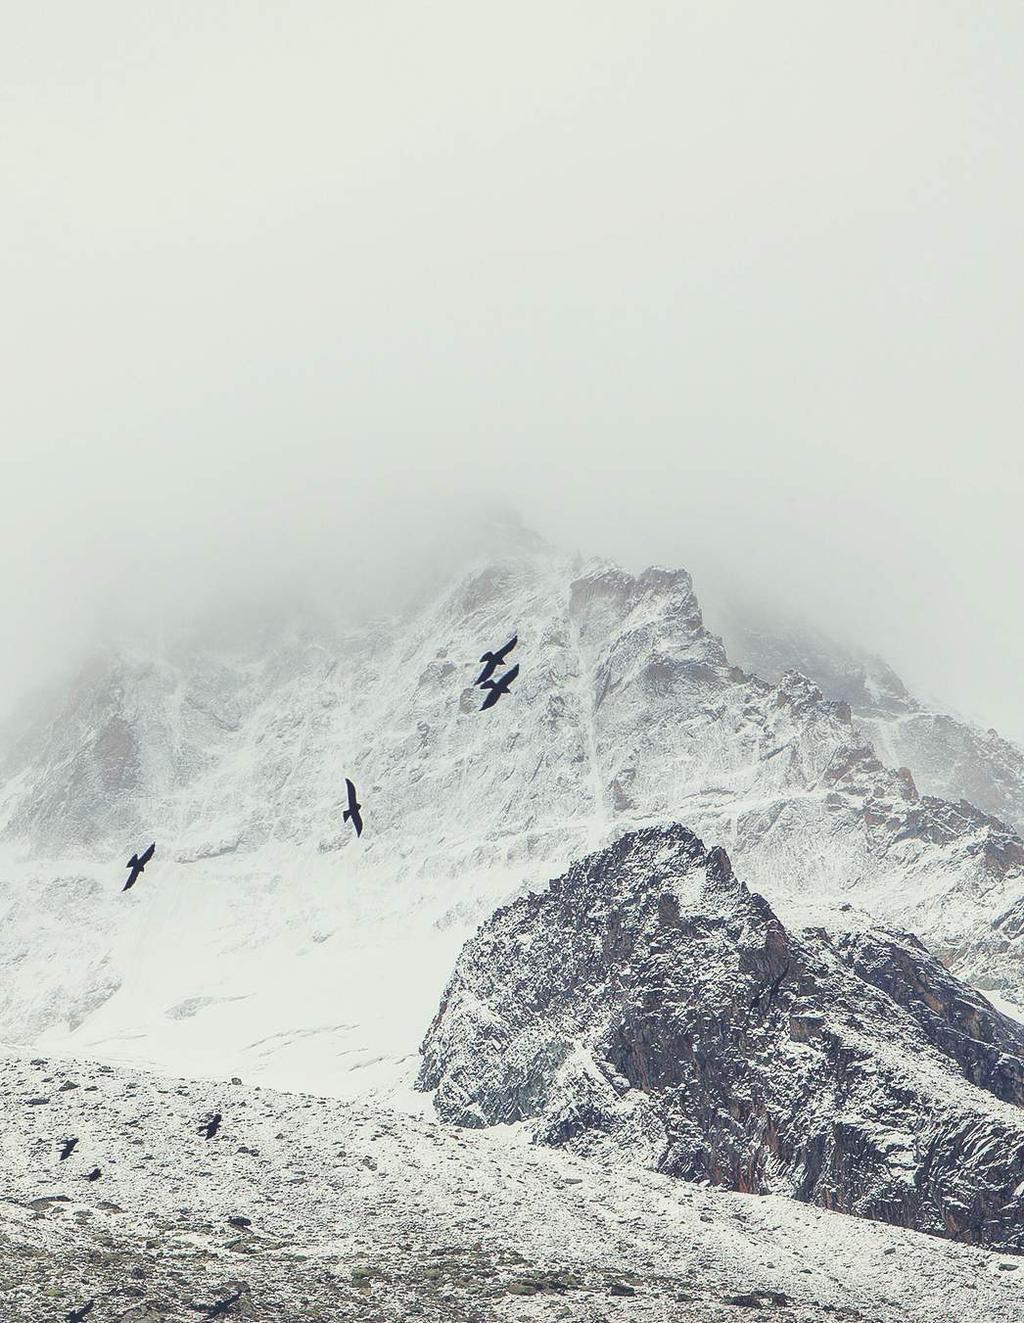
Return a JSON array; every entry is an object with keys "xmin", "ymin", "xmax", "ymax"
[
  {"xmin": 2, "ymin": 544, "xmax": 1024, "ymax": 1092},
  {"xmin": 419, "ymin": 824, "xmax": 1024, "ymax": 1251},
  {"xmin": 6, "ymin": 1047, "xmax": 1022, "ymax": 1322},
  {"xmin": 716, "ymin": 604, "xmax": 1024, "ymax": 835}
]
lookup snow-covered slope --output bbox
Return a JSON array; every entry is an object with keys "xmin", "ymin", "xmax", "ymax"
[
  {"xmin": 3, "ymin": 1048, "xmax": 1023, "ymax": 1323},
  {"xmin": 716, "ymin": 604, "xmax": 1024, "ymax": 834},
  {"xmin": 419, "ymin": 825, "xmax": 1024, "ymax": 1252},
  {"xmin": 2, "ymin": 547, "xmax": 1024, "ymax": 1091}
]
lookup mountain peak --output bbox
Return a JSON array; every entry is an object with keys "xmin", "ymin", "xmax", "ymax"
[{"xmin": 419, "ymin": 824, "xmax": 1024, "ymax": 1252}]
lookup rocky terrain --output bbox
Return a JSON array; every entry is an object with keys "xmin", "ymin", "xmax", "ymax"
[
  {"xmin": 419, "ymin": 824, "xmax": 1024, "ymax": 1251},
  {"xmin": 1, "ymin": 543, "xmax": 1023, "ymax": 1091},
  {"xmin": 717, "ymin": 603, "xmax": 1024, "ymax": 835},
  {"xmin": 3, "ymin": 1048, "xmax": 1023, "ymax": 1323}
]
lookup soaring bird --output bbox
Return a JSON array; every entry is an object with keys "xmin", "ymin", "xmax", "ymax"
[
  {"xmin": 67, "ymin": 1302, "xmax": 94, "ymax": 1323},
  {"xmin": 85, "ymin": 1167, "xmax": 102, "ymax": 1182},
  {"xmin": 475, "ymin": 634, "xmax": 517, "ymax": 686},
  {"xmin": 198, "ymin": 1291, "xmax": 242, "ymax": 1318},
  {"xmin": 749, "ymin": 963, "xmax": 790, "ymax": 1014},
  {"xmin": 343, "ymin": 778, "xmax": 363, "ymax": 838},
  {"xmin": 123, "ymin": 842, "xmax": 156, "ymax": 891},
  {"xmin": 59, "ymin": 1137, "xmax": 79, "ymax": 1161},
  {"xmin": 204, "ymin": 1112, "xmax": 222, "ymax": 1140},
  {"xmin": 479, "ymin": 663, "xmax": 519, "ymax": 711}
]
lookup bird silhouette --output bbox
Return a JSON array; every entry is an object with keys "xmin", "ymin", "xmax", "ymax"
[
  {"xmin": 749, "ymin": 963, "xmax": 790, "ymax": 1014},
  {"xmin": 85, "ymin": 1167, "xmax": 101, "ymax": 1182},
  {"xmin": 123, "ymin": 842, "xmax": 156, "ymax": 891},
  {"xmin": 197, "ymin": 1291, "xmax": 242, "ymax": 1318},
  {"xmin": 67, "ymin": 1302, "xmax": 94, "ymax": 1323},
  {"xmin": 476, "ymin": 634, "xmax": 517, "ymax": 686},
  {"xmin": 204, "ymin": 1112, "xmax": 222, "ymax": 1140},
  {"xmin": 343, "ymin": 778, "xmax": 363, "ymax": 838},
  {"xmin": 59, "ymin": 1137, "xmax": 79, "ymax": 1161},
  {"xmin": 479, "ymin": 663, "xmax": 519, "ymax": 711}
]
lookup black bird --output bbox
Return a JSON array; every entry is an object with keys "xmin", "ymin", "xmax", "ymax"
[
  {"xmin": 343, "ymin": 778, "xmax": 363, "ymax": 838},
  {"xmin": 475, "ymin": 634, "xmax": 517, "ymax": 686},
  {"xmin": 749, "ymin": 963, "xmax": 790, "ymax": 1014},
  {"xmin": 67, "ymin": 1303, "xmax": 94, "ymax": 1323},
  {"xmin": 198, "ymin": 1291, "xmax": 242, "ymax": 1318},
  {"xmin": 226, "ymin": 1215, "xmax": 252, "ymax": 1230},
  {"xmin": 123, "ymin": 842, "xmax": 156, "ymax": 891},
  {"xmin": 59, "ymin": 1137, "xmax": 79, "ymax": 1161},
  {"xmin": 204, "ymin": 1112, "xmax": 222, "ymax": 1140},
  {"xmin": 85, "ymin": 1167, "xmax": 102, "ymax": 1182},
  {"xmin": 479, "ymin": 663, "xmax": 519, "ymax": 711}
]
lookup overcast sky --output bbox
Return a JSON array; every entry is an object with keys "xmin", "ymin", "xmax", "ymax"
[{"xmin": 3, "ymin": 3, "xmax": 1022, "ymax": 738}]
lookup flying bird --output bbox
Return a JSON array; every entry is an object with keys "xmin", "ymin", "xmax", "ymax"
[
  {"xmin": 59, "ymin": 1137, "xmax": 79, "ymax": 1161},
  {"xmin": 85, "ymin": 1167, "xmax": 102, "ymax": 1182},
  {"xmin": 475, "ymin": 634, "xmax": 517, "ymax": 686},
  {"xmin": 479, "ymin": 663, "xmax": 519, "ymax": 711},
  {"xmin": 67, "ymin": 1303, "xmax": 94, "ymax": 1323},
  {"xmin": 749, "ymin": 963, "xmax": 791, "ymax": 1014},
  {"xmin": 204, "ymin": 1112, "xmax": 222, "ymax": 1140},
  {"xmin": 199, "ymin": 1291, "xmax": 242, "ymax": 1318},
  {"xmin": 123, "ymin": 842, "xmax": 156, "ymax": 891},
  {"xmin": 343, "ymin": 778, "xmax": 363, "ymax": 838}
]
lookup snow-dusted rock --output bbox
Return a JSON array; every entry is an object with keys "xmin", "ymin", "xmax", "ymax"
[
  {"xmin": 2, "ymin": 1047, "xmax": 1023, "ymax": 1323},
  {"xmin": 718, "ymin": 607, "xmax": 1024, "ymax": 835},
  {"xmin": 419, "ymin": 824, "xmax": 1024, "ymax": 1251},
  {"xmin": 2, "ymin": 546, "xmax": 1024, "ymax": 1079}
]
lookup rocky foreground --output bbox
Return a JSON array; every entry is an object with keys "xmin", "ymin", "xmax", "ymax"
[
  {"xmin": 3, "ymin": 1050, "xmax": 1022, "ymax": 1322},
  {"xmin": 420, "ymin": 825, "xmax": 1024, "ymax": 1251}
]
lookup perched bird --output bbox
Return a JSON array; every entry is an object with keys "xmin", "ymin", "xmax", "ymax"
[
  {"xmin": 200, "ymin": 1291, "xmax": 242, "ymax": 1318},
  {"xmin": 85, "ymin": 1167, "xmax": 102, "ymax": 1182},
  {"xmin": 59, "ymin": 1137, "xmax": 79, "ymax": 1161},
  {"xmin": 204, "ymin": 1112, "xmax": 222, "ymax": 1140},
  {"xmin": 123, "ymin": 842, "xmax": 156, "ymax": 891},
  {"xmin": 479, "ymin": 663, "xmax": 519, "ymax": 711},
  {"xmin": 226, "ymin": 1215, "xmax": 252, "ymax": 1230},
  {"xmin": 475, "ymin": 634, "xmax": 517, "ymax": 686},
  {"xmin": 67, "ymin": 1302, "xmax": 94, "ymax": 1323},
  {"xmin": 343, "ymin": 778, "xmax": 363, "ymax": 838}
]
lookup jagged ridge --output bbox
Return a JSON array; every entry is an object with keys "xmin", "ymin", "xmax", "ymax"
[{"xmin": 419, "ymin": 825, "xmax": 1024, "ymax": 1252}]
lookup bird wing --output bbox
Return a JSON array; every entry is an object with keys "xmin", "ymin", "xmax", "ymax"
[
  {"xmin": 499, "ymin": 634, "xmax": 518, "ymax": 659},
  {"xmin": 474, "ymin": 660, "xmax": 496, "ymax": 685},
  {"xmin": 351, "ymin": 808, "xmax": 363, "ymax": 837},
  {"xmin": 479, "ymin": 686, "xmax": 499, "ymax": 710},
  {"xmin": 139, "ymin": 842, "xmax": 156, "ymax": 866},
  {"xmin": 126, "ymin": 854, "xmax": 138, "ymax": 869},
  {"xmin": 345, "ymin": 777, "xmax": 357, "ymax": 807},
  {"xmin": 499, "ymin": 663, "xmax": 520, "ymax": 687}
]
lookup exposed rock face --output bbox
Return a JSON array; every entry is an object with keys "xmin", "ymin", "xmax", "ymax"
[
  {"xmin": 2, "ymin": 547, "xmax": 1024, "ymax": 1066},
  {"xmin": 418, "ymin": 825, "xmax": 1024, "ymax": 1252}
]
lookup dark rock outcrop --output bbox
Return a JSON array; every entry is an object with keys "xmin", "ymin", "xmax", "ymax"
[{"xmin": 418, "ymin": 824, "xmax": 1024, "ymax": 1252}]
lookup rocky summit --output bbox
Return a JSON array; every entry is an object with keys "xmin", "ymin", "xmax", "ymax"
[
  {"xmin": 2, "ymin": 546, "xmax": 1024, "ymax": 1091},
  {"xmin": 419, "ymin": 824, "xmax": 1024, "ymax": 1252}
]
